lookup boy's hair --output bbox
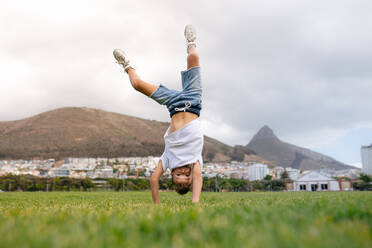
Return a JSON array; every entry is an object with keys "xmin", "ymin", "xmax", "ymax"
[{"xmin": 173, "ymin": 183, "xmax": 191, "ymax": 195}]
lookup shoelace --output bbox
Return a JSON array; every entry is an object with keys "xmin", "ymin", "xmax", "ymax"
[{"xmin": 175, "ymin": 102, "xmax": 191, "ymax": 112}]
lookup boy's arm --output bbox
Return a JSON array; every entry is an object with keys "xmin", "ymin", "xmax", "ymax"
[
  {"xmin": 192, "ymin": 161, "xmax": 203, "ymax": 203},
  {"xmin": 150, "ymin": 161, "xmax": 164, "ymax": 204}
]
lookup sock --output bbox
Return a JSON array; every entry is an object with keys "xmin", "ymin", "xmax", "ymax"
[
  {"xmin": 124, "ymin": 64, "xmax": 135, "ymax": 73},
  {"xmin": 187, "ymin": 42, "xmax": 197, "ymax": 54}
]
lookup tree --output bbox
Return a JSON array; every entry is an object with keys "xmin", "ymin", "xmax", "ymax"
[
  {"xmin": 202, "ymin": 178, "xmax": 213, "ymax": 191},
  {"xmin": 128, "ymin": 170, "xmax": 136, "ymax": 176},
  {"xmin": 264, "ymin": 175, "xmax": 273, "ymax": 181},
  {"xmin": 230, "ymin": 178, "xmax": 248, "ymax": 192},
  {"xmin": 359, "ymin": 173, "xmax": 372, "ymax": 183},
  {"xmin": 251, "ymin": 180, "xmax": 265, "ymax": 191},
  {"xmin": 219, "ymin": 179, "xmax": 232, "ymax": 191},
  {"xmin": 271, "ymin": 180, "xmax": 285, "ymax": 191},
  {"xmin": 353, "ymin": 173, "xmax": 372, "ymax": 191},
  {"xmin": 281, "ymin": 170, "xmax": 289, "ymax": 180},
  {"xmin": 138, "ymin": 169, "xmax": 146, "ymax": 177}
]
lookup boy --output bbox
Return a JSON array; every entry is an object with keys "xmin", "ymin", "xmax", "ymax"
[{"xmin": 113, "ymin": 25, "xmax": 203, "ymax": 204}]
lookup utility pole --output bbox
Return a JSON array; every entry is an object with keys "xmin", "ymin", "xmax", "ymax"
[
  {"xmin": 215, "ymin": 174, "xmax": 218, "ymax": 192},
  {"xmin": 271, "ymin": 181, "xmax": 272, "ymax": 191}
]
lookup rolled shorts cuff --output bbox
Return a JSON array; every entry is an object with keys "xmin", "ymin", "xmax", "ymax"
[
  {"xmin": 149, "ymin": 85, "xmax": 160, "ymax": 99},
  {"xmin": 181, "ymin": 66, "xmax": 200, "ymax": 74}
]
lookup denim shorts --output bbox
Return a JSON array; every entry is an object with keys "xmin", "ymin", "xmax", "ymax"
[{"xmin": 149, "ymin": 67, "xmax": 202, "ymax": 117}]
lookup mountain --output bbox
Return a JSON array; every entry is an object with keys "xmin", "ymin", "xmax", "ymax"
[
  {"xmin": 0, "ymin": 107, "xmax": 256, "ymax": 161},
  {"xmin": 246, "ymin": 125, "xmax": 354, "ymax": 170}
]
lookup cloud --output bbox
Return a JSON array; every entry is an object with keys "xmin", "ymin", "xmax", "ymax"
[{"xmin": 1, "ymin": 0, "xmax": 372, "ymax": 164}]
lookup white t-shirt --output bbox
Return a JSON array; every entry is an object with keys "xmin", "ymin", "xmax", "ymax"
[{"xmin": 160, "ymin": 118, "xmax": 204, "ymax": 171}]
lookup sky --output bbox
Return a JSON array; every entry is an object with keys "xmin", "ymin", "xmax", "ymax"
[{"xmin": 1, "ymin": 0, "xmax": 371, "ymax": 167}]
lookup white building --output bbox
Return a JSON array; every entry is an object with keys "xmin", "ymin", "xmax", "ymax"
[
  {"xmin": 361, "ymin": 144, "xmax": 372, "ymax": 175},
  {"xmin": 96, "ymin": 166, "xmax": 114, "ymax": 178},
  {"xmin": 293, "ymin": 171, "xmax": 340, "ymax": 191},
  {"xmin": 54, "ymin": 169, "xmax": 70, "ymax": 177},
  {"xmin": 285, "ymin": 167, "xmax": 300, "ymax": 180},
  {"xmin": 247, "ymin": 163, "xmax": 268, "ymax": 181}
]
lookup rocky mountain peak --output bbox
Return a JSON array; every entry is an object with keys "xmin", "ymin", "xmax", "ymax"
[
  {"xmin": 252, "ymin": 125, "xmax": 278, "ymax": 140},
  {"xmin": 246, "ymin": 125, "xmax": 354, "ymax": 170}
]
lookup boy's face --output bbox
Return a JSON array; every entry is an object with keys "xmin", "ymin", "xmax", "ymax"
[{"xmin": 171, "ymin": 166, "xmax": 192, "ymax": 185}]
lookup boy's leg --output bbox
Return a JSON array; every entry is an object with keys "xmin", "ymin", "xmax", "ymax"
[
  {"xmin": 113, "ymin": 49, "xmax": 158, "ymax": 97},
  {"xmin": 181, "ymin": 25, "xmax": 202, "ymax": 94},
  {"xmin": 127, "ymin": 69, "xmax": 158, "ymax": 97},
  {"xmin": 185, "ymin": 24, "xmax": 199, "ymax": 69},
  {"xmin": 187, "ymin": 46, "xmax": 199, "ymax": 70}
]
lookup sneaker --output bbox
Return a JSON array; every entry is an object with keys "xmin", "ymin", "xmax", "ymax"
[
  {"xmin": 184, "ymin": 25, "xmax": 197, "ymax": 53},
  {"xmin": 113, "ymin": 49, "xmax": 134, "ymax": 72},
  {"xmin": 184, "ymin": 24, "xmax": 196, "ymax": 42}
]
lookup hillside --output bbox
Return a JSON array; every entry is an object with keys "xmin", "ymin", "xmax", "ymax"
[
  {"xmin": 0, "ymin": 107, "xmax": 256, "ymax": 161},
  {"xmin": 246, "ymin": 125, "xmax": 354, "ymax": 170}
]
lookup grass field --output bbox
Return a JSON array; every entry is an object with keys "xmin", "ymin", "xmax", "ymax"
[{"xmin": 0, "ymin": 192, "xmax": 371, "ymax": 248}]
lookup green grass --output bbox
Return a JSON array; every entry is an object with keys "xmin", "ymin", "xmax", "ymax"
[{"xmin": 0, "ymin": 192, "xmax": 371, "ymax": 248}]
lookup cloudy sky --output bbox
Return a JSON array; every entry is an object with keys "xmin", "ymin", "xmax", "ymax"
[{"xmin": 1, "ymin": 0, "xmax": 371, "ymax": 167}]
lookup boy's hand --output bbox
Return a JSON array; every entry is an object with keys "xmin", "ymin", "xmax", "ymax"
[
  {"xmin": 150, "ymin": 161, "xmax": 164, "ymax": 204},
  {"xmin": 192, "ymin": 161, "xmax": 203, "ymax": 203}
]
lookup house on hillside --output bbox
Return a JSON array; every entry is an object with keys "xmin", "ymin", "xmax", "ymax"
[
  {"xmin": 53, "ymin": 168, "xmax": 70, "ymax": 177},
  {"xmin": 293, "ymin": 171, "xmax": 340, "ymax": 191}
]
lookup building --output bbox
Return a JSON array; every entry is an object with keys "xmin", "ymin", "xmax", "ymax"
[
  {"xmin": 293, "ymin": 171, "xmax": 340, "ymax": 191},
  {"xmin": 96, "ymin": 166, "xmax": 114, "ymax": 178},
  {"xmin": 361, "ymin": 144, "xmax": 372, "ymax": 175},
  {"xmin": 54, "ymin": 168, "xmax": 70, "ymax": 177},
  {"xmin": 285, "ymin": 167, "xmax": 300, "ymax": 180},
  {"xmin": 53, "ymin": 164, "xmax": 71, "ymax": 177},
  {"xmin": 247, "ymin": 163, "xmax": 268, "ymax": 181}
]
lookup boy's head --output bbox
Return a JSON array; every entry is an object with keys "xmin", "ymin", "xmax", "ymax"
[{"xmin": 171, "ymin": 164, "xmax": 193, "ymax": 195}]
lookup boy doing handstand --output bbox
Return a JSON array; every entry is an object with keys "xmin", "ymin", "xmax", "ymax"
[{"xmin": 113, "ymin": 25, "xmax": 203, "ymax": 204}]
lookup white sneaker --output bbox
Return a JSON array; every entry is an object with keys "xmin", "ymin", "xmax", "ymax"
[
  {"xmin": 184, "ymin": 24, "xmax": 197, "ymax": 53},
  {"xmin": 113, "ymin": 49, "xmax": 134, "ymax": 72}
]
